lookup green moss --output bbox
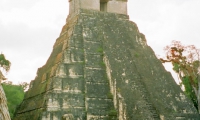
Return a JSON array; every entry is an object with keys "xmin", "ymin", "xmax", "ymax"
[
  {"xmin": 100, "ymin": 62, "xmax": 106, "ymax": 67},
  {"xmin": 134, "ymin": 53, "xmax": 139, "ymax": 57},
  {"xmin": 108, "ymin": 109, "xmax": 117, "ymax": 116},
  {"xmin": 97, "ymin": 47, "xmax": 103, "ymax": 53},
  {"xmin": 80, "ymin": 61, "xmax": 85, "ymax": 65},
  {"xmin": 107, "ymin": 92, "xmax": 113, "ymax": 99},
  {"xmin": 117, "ymin": 88, "xmax": 121, "ymax": 92}
]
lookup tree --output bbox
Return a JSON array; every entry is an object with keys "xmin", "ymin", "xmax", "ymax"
[
  {"xmin": 0, "ymin": 53, "xmax": 11, "ymax": 72},
  {"xmin": 18, "ymin": 82, "xmax": 29, "ymax": 91},
  {"xmin": 0, "ymin": 53, "xmax": 11, "ymax": 83},
  {"xmin": 2, "ymin": 82, "xmax": 25, "ymax": 119},
  {"xmin": 160, "ymin": 40, "xmax": 200, "ymax": 111},
  {"xmin": 0, "ymin": 53, "xmax": 11, "ymax": 120}
]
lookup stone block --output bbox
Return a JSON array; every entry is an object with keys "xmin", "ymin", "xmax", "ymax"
[
  {"xmin": 56, "ymin": 64, "xmax": 67, "ymax": 78},
  {"xmin": 84, "ymin": 41, "xmax": 102, "ymax": 54},
  {"xmin": 85, "ymin": 69, "xmax": 107, "ymax": 83},
  {"xmin": 87, "ymin": 98, "xmax": 113, "ymax": 109},
  {"xmin": 74, "ymin": 37, "xmax": 83, "ymax": 49},
  {"xmin": 87, "ymin": 115, "xmax": 109, "ymax": 120},
  {"xmin": 85, "ymin": 54, "xmax": 103, "ymax": 68},
  {"xmin": 69, "ymin": 37, "xmax": 75, "ymax": 48},
  {"xmin": 63, "ymin": 50, "xmax": 72, "ymax": 63},
  {"xmin": 62, "ymin": 114, "xmax": 74, "ymax": 120},
  {"xmin": 61, "ymin": 108, "xmax": 86, "ymax": 120},
  {"xmin": 62, "ymin": 77, "xmax": 84, "ymax": 92},
  {"xmin": 41, "ymin": 111, "xmax": 66, "ymax": 120},
  {"xmin": 83, "ymin": 28, "xmax": 94, "ymax": 39},
  {"xmin": 46, "ymin": 97, "xmax": 61, "ymax": 111},
  {"xmin": 80, "ymin": 0, "xmax": 100, "ymax": 11},
  {"xmin": 70, "ymin": 48, "xmax": 84, "ymax": 62},
  {"xmin": 69, "ymin": 0, "xmax": 100, "ymax": 15},
  {"xmin": 62, "ymin": 93, "xmax": 85, "ymax": 107},
  {"xmin": 86, "ymin": 82, "xmax": 109, "ymax": 98},
  {"xmin": 52, "ymin": 78, "xmax": 62, "ymax": 90},
  {"xmin": 65, "ymin": 63, "xmax": 84, "ymax": 77}
]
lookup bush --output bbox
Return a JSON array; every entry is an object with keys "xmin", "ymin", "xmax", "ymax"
[{"xmin": 2, "ymin": 83, "xmax": 25, "ymax": 119}]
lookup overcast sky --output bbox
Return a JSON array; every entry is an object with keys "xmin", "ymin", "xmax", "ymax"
[{"xmin": 0, "ymin": 0, "xmax": 200, "ymax": 84}]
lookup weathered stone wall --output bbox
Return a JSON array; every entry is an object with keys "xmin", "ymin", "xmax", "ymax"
[
  {"xmin": 14, "ymin": 9, "xmax": 199, "ymax": 120},
  {"xmin": 107, "ymin": 1, "xmax": 127, "ymax": 14},
  {"xmin": 0, "ymin": 84, "xmax": 11, "ymax": 120},
  {"xmin": 69, "ymin": 0, "xmax": 100, "ymax": 15}
]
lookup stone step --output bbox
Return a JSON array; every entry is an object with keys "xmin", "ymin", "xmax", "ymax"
[{"xmin": 134, "ymin": 80, "xmax": 160, "ymax": 119}]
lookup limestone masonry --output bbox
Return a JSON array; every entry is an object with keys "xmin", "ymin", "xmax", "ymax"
[{"xmin": 14, "ymin": 0, "xmax": 199, "ymax": 120}]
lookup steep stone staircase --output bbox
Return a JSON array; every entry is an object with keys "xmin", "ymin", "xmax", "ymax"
[
  {"xmin": 136, "ymin": 78, "xmax": 160, "ymax": 120},
  {"xmin": 81, "ymin": 18, "xmax": 117, "ymax": 119}
]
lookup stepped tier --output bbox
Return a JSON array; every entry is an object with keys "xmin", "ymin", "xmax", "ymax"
[{"xmin": 14, "ymin": 9, "xmax": 199, "ymax": 120}]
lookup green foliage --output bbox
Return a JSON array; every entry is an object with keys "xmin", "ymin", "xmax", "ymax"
[
  {"xmin": 172, "ymin": 63, "xmax": 179, "ymax": 73},
  {"xmin": 182, "ymin": 76, "xmax": 198, "ymax": 109},
  {"xmin": 0, "ymin": 53, "xmax": 11, "ymax": 72},
  {"xmin": 2, "ymin": 83, "xmax": 25, "ymax": 119},
  {"xmin": 182, "ymin": 76, "xmax": 192, "ymax": 96},
  {"xmin": 18, "ymin": 82, "xmax": 29, "ymax": 91},
  {"xmin": 160, "ymin": 40, "xmax": 200, "ymax": 111}
]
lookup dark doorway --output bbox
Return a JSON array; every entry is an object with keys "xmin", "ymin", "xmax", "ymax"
[{"xmin": 100, "ymin": 0, "xmax": 108, "ymax": 12}]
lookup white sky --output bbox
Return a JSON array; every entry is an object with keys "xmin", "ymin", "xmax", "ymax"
[{"xmin": 0, "ymin": 0, "xmax": 200, "ymax": 84}]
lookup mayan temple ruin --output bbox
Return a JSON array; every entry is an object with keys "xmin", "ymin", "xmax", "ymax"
[{"xmin": 14, "ymin": 0, "xmax": 199, "ymax": 120}]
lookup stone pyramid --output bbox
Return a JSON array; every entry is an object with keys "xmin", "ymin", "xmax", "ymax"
[{"xmin": 14, "ymin": 0, "xmax": 199, "ymax": 119}]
